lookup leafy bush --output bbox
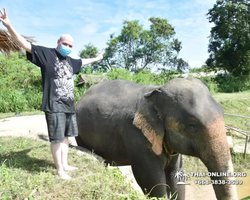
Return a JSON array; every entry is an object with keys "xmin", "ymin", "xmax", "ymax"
[
  {"xmin": 199, "ymin": 76, "xmax": 219, "ymax": 94},
  {"xmin": 0, "ymin": 52, "xmax": 42, "ymax": 112},
  {"xmin": 106, "ymin": 68, "xmax": 177, "ymax": 85},
  {"xmin": 132, "ymin": 70, "xmax": 165, "ymax": 85},
  {"xmin": 0, "ymin": 89, "xmax": 27, "ymax": 112},
  {"xmin": 183, "ymin": 72, "xmax": 250, "ymax": 94},
  {"xmin": 74, "ymin": 84, "xmax": 88, "ymax": 103},
  {"xmin": 215, "ymin": 74, "xmax": 250, "ymax": 93},
  {"xmin": 106, "ymin": 68, "xmax": 132, "ymax": 81}
]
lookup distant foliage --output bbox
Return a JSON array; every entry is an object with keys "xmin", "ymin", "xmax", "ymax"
[
  {"xmin": 188, "ymin": 72, "xmax": 250, "ymax": 93},
  {"xmin": 214, "ymin": 74, "xmax": 250, "ymax": 92},
  {"xmin": 74, "ymin": 68, "xmax": 179, "ymax": 102},
  {"xmin": 199, "ymin": 76, "xmax": 219, "ymax": 94},
  {"xmin": 0, "ymin": 52, "xmax": 42, "ymax": 112},
  {"xmin": 1, "ymin": 52, "xmax": 250, "ymax": 113},
  {"xmin": 206, "ymin": 0, "xmax": 250, "ymax": 76},
  {"xmin": 106, "ymin": 68, "xmax": 177, "ymax": 85}
]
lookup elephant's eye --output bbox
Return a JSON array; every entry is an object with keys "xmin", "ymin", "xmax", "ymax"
[{"xmin": 186, "ymin": 123, "xmax": 198, "ymax": 134}]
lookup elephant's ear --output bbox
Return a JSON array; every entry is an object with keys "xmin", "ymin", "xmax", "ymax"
[{"xmin": 133, "ymin": 89, "xmax": 165, "ymax": 155}]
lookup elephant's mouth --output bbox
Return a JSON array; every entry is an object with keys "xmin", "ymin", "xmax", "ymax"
[
  {"xmin": 164, "ymin": 129, "xmax": 197, "ymax": 157},
  {"xmin": 187, "ymin": 140, "xmax": 200, "ymax": 157},
  {"xmin": 162, "ymin": 133, "xmax": 179, "ymax": 157},
  {"xmin": 163, "ymin": 141, "xmax": 178, "ymax": 157}
]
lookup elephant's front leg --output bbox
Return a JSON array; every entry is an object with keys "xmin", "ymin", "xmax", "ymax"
[
  {"xmin": 165, "ymin": 154, "xmax": 185, "ymax": 200},
  {"xmin": 130, "ymin": 152, "xmax": 169, "ymax": 198},
  {"xmin": 124, "ymin": 127, "xmax": 171, "ymax": 198}
]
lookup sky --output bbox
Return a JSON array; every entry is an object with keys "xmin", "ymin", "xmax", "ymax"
[{"xmin": 1, "ymin": 0, "xmax": 217, "ymax": 68}]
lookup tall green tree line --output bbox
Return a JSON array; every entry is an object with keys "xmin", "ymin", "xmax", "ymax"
[{"xmin": 79, "ymin": 17, "xmax": 189, "ymax": 73}]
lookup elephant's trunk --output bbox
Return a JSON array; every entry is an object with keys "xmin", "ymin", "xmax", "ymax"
[
  {"xmin": 209, "ymin": 161, "xmax": 238, "ymax": 200},
  {"xmin": 200, "ymin": 116, "xmax": 238, "ymax": 200}
]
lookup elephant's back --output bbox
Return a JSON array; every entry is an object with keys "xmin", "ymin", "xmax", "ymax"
[
  {"xmin": 82, "ymin": 79, "xmax": 143, "ymax": 98},
  {"xmin": 76, "ymin": 79, "xmax": 144, "ymax": 112}
]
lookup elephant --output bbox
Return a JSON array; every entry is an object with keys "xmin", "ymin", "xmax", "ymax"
[{"xmin": 75, "ymin": 78, "xmax": 238, "ymax": 200}]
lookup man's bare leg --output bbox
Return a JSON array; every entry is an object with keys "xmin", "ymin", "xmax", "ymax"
[
  {"xmin": 61, "ymin": 137, "xmax": 78, "ymax": 171},
  {"xmin": 51, "ymin": 141, "xmax": 71, "ymax": 180}
]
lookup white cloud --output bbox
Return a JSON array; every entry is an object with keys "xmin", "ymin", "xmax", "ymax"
[
  {"xmin": 195, "ymin": 0, "xmax": 216, "ymax": 6},
  {"xmin": 144, "ymin": 1, "xmax": 170, "ymax": 10},
  {"xmin": 81, "ymin": 23, "xmax": 99, "ymax": 36},
  {"xmin": 102, "ymin": 27, "xmax": 121, "ymax": 36},
  {"xmin": 172, "ymin": 18, "xmax": 198, "ymax": 27},
  {"xmin": 188, "ymin": 60, "xmax": 207, "ymax": 68}
]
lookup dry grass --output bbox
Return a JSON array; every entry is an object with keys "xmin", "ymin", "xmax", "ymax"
[{"xmin": 0, "ymin": 29, "xmax": 35, "ymax": 54}]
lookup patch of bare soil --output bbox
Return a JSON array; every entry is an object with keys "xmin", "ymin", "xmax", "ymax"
[{"xmin": 0, "ymin": 115, "xmax": 216, "ymax": 200}]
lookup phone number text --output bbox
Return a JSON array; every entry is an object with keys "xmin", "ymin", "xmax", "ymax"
[{"xmin": 195, "ymin": 180, "xmax": 243, "ymax": 185}]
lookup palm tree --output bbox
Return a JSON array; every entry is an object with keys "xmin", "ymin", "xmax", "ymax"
[
  {"xmin": 182, "ymin": 173, "xmax": 189, "ymax": 182},
  {"xmin": 174, "ymin": 170, "xmax": 183, "ymax": 182}
]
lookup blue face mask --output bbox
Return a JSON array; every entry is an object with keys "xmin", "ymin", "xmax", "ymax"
[{"xmin": 59, "ymin": 44, "xmax": 71, "ymax": 56}]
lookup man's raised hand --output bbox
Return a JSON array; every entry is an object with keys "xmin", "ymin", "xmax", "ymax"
[
  {"xmin": 97, "ymin": 50, "xmax": 105, "ymax": 60},
  {"xmin": 0, "ymin": 7, "xmax": 10, "ymax": 28}
]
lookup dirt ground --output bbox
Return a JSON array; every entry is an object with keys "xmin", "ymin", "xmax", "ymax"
[{"xmin": 0, "ymin": 115, "xmax": 217, "ymax": 200}]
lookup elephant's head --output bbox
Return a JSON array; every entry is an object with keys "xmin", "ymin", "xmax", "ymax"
[{"xmin": 133, "ymin": 78, "xmax": 238, "ymax": 200}]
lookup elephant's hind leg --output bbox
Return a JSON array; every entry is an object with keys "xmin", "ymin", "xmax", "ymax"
[{"xmin": 75, "ymin": 135, "xmax": 86, "ymax": 148}]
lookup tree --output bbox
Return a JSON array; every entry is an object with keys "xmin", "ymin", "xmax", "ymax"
[
  {"xmin": 104, "ymin": 18, "xmax": 188, "ymax": 73},
  {"xmin": 206, "ymin": 0, "xmax": 250, "ymax": 76}
]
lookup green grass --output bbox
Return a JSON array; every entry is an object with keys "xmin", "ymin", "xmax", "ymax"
[
  {"xmin": 213, "ymin": 91, "xmax": 250, "ymax": 173},
  {"xmin": 213, "ymin": 91, "xmax": 250, "ymax": 131},
  {"xmin": 213, "ymin": 91, "xmax": 250, "ymax": 101},
  {"xmin": 0, "ymin": 137, "xmax": 155, "ymax": 200}
]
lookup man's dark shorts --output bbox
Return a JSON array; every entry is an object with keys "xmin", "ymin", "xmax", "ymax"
[{"xmin": 45, "ymin": 112, "xmax": 78, "ymax": 143}]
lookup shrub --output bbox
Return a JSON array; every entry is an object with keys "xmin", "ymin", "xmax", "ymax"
[
  {"xmin": 0, "ymin": 52, "xmax": 43, "ymax": 112},
  {"xmin": 215, "ymin": 74, "xmax": 250, "ymax": 93},
  {"xmin": 199, "ymin": 76, "xmax": 219, "ymax": 94},
  {"xmin": 0, "ymin": 89, "xmax": 27, "ymax": 112},
  {"xmin": 106, "ymin": 68, "xmax": 132, "ymax": 81}
]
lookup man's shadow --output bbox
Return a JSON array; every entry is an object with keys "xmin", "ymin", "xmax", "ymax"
[
  {"xmin": 0, "ymin": 137, "xmax": 54, "ymax": 173},
  {"xmin": 37, "ymin": 134, "xmax": 49, "ymax": 142}
]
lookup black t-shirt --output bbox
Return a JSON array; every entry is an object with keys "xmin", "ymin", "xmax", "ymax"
[{"xmin": 26, "ymin": 44, "xmax": 82, "ymax": 113}]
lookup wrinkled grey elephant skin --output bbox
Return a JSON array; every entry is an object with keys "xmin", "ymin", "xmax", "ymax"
[{"xmin": 75, "ymin": 78, "xmax": 238, "ymax": 200}]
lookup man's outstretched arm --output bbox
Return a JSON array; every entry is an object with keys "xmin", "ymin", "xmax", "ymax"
[
  {"xmin": 0, "ymin": 7, "xmax": 31, "ymax": 53},
  {"xmin": 81, "ymin": 50, "xmax": 105, "ymax": 66}
]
